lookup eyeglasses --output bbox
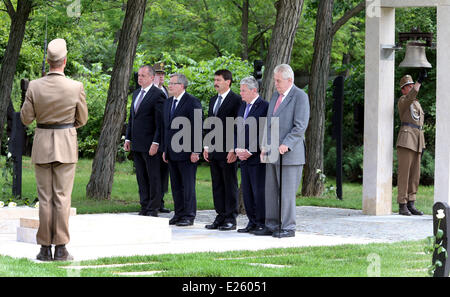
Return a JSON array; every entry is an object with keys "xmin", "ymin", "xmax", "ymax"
[{"xmin": 168, "ymin": 82, "xmax": 182, "ymax": 85}]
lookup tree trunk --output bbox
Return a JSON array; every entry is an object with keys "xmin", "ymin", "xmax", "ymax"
[
  {"xmin": 302, "ymin": 0, "xmax": 334, "ymax": 197},
  {"xmin": 302, "ymin": 0, "xmax": 365, "ymax": 196},
  {"xmin": 0, "ymin": 0, "xmax": 33, "ymax": 149},
  {"xmin": 86, "ymin": 0, "xmax": 147, "ymax": 200},
  {"xmin": 240, "ymin": 0, "xmax": 249, "ymax": 61},
  {"xmin": 260, "ymin": 0, "xmax": 304, "ymax": 101}
]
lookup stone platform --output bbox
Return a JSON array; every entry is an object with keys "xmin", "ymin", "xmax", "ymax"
[
  {"xmin": 0, "ymin": 206, "xmax": 434, "ymax": 262},
  {"xmin": 16, "ymin": 213, "xmax": 171, "ymax": 245},
  {"xmin": 0, "ymin": 207, "xmax": 76, "ymax": 234}
]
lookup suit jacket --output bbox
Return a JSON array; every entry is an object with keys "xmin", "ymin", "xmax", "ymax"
[
  {"xmin": 162, "ymin": 92, "xmax": 203, "ymax": 161},
  {"xmin": 126, "ymin": 85, "xmax": 165, "ymax": 152},
  {"xmin": 20, "ymin": 71, "xmax": 88, "ymax": 164},
  {"xmin": 235, "ymin": 97, "xmax": 269, "ymax": 165},
  {"xmin": 205, "ymin": 90, "xmax": 242, "ymax": 161},
  {"xmin": 396, "ymin": 88, "xmax": 425, "ymax": 153},
  {"xmin": 262, "ymin": 84, "xmax": 310, "ymax": 165}
]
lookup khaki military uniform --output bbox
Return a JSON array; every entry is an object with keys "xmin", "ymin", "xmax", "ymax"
[
  {"xmin": 20, "ymin": 71, "xmax": 88, "ymax": 246},
  {"xmin": 396, "ymin": 87, "xmax": 425, "ymax": 204}
]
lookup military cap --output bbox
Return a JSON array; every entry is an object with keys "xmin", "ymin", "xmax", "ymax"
[
  {"xmin": 47, "ymin": 38, "xmax": 68, "ymax": 61},
  {"xmin": 154, "ymin": 62, "xmax": 165, "ymax": 73},
  {"xmin": 399, "ymin": 75, "xmax": 414, "ymax": 89}
]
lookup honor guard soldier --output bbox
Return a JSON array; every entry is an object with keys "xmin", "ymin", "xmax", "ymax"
[
  {"xmin": 396, "ymin": 71, "xmax": 427, "ymax": 216},
  {"xmin": 20, "ymin": 38, "xmax": 88, "ymax": 261}
]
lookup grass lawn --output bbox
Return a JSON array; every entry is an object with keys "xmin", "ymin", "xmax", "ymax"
[
  {"xmin": 0, "ymin": 240, "xmax": 431, "ymax": 277},
  {"xmin": 1, "ymin": 157, "xmax": 435, "ymax": 215}
]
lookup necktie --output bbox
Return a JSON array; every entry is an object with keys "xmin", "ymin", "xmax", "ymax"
[
  {"xmin": 134, "ymin": 90, "xmax": 146, "ymax": 113},
  {"xmin": 170, "ymin": 99, "xmax": 178, "ymax": 120},
  {"xmin": 244, "ymin": 103, "xmax": 252, "ymax": 120},
  {"xmin": 273, "ymin": 94, "xmax": 284, "ymax": 115},
  {"xmin": 213, "ymin": 95, "xmax": 223, "ymax": 116}
]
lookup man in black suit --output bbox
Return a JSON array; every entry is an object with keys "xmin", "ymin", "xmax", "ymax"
[
  {"xmin": 235, "ymin": 76, "xmax": 268, "ymax": 233},
  {"xmin": 203, "ymin": 70, "xmax": 242, "ymax": 231},
  {"xmin": 162, "ymin": 73, "xmax": 202, "ymax": 226},
  {"xmin": 154, "ymin": 62, "xmax": 170, "ymax": 214},
  {"xmin": 125, "ymin": 65, "xmax": 165, "ymax": 217}
]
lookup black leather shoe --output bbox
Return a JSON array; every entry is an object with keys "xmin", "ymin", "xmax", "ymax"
[
  {"xmin": 36, "ymin": 245, "xmax": 53, "ymax": 261},
  {"xmin": 237, "ymin": 225, "xmax": 256, "ymax": 233},
  {"xmin": 169, "ymin": 217, "xmax": 180, "ymax": 225},
  {"xmin": 205, "ymin": 221, "xmax": 221, "ymax": 229},
  {"xmin": 272, "ymin": 229, "xmax": 295, "ymax": 238},
  {"xmin": 399, "ymin": 203, "xmax": 412, "ymax": 216},
  {"xmin": 54, "ymin": 245, "xmax": 74, "ymax": 261},
  {"xmin": 252, "ymin": 227, "xmax": 273, "ymax": 236},
  {"xmin": 159, "ymin": 207, "xmax": 171, "ymax": 213},
  {"xmin": 219, "ymin": 222, "xmax": 236, "ymax": 231},
  {"xmin": 138, "ymin": 210, "xmax": 146, "ymax": 216},
  {"xmin": 176, "ymin": 219, "xmax": 194, "ymax": 227},
  {"xmin": 145, "ymin": 210, "xmax": 158, "ymax": 217},
  {"xmin": 407, "ymin": 201, "xmax": 423, "ymax": 216}
]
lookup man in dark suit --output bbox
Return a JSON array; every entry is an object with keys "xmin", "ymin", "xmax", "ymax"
[
  {"xmin": 162, "ymin": 73, "xmax": 202, "ymax": 226},
  {"xmin": 203, "ymin": 70, "xmax": 242, "ymax": 231},
  {"xmin": 125, "ymin": 65, "xmax": 165, "ymax": 217},
  {"xmin": 154, "ymin": 62, "xmax": 170, "ymax": 214},
  {"xmin": 235, "ymin": 76, "xmax": 268, "ymax": 233}
]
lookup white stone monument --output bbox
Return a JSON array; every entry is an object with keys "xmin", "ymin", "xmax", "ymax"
[{"xmin": 363, "ymin": 0, "xmax": 450, "ymax": 215}]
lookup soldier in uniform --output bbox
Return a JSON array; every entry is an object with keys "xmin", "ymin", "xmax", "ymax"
[
  {"xmin": 20, "ymin": 39, "xmax": 88, "ymax": 260},
  {"xmin": 153, "ymin": 62, "xmax": 170, "ymax": 213},
  {"xmin": 396, "ymin": 71, "xmax": 427, "ymax": 216}
]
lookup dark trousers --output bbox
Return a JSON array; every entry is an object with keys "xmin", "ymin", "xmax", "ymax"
[
  {"xmin": 210, "ymin": 159, "xmax": 239, "ymax": 224},
  {"xmin": 168, "ymin": 160, "xmax": 197, "ymax": 221},
  {"xmin": 159, "ymin": 152, "xmax": 169, "ymax": 204},
  {"xmin": 241, "ymin": 162, "xmax": 266, "ymax": 228},
  {"xmin": 133, "ymin": 151, "xmax": 162, "ymax": 212}
]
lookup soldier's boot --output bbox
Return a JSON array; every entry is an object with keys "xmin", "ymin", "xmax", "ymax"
[
  {"xmin": 399, "ymin": 204, "xmax": 412, "ymax": 216},
  {"xmin": 407, "ymin": 201, "xmax": 423, "ymax": 216},
  {"xmin": 36, "ymin": 245, "xmax": 53, "ymax": 261}
]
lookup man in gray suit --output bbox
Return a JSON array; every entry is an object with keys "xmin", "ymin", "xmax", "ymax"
[{"xmin": 255, "ymin": 64, "xmax": 310, "ymax": 238}]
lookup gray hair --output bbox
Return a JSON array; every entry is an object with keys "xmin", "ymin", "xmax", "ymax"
[
  {"xmin": 170, "ymin": 73, "xmax": 189, "ymax": 89},
  {"xmin": 273, "ymin": 64, "xmax": 294, "ymax": 81},
  {"xmin": 240, "ymin": 76, "xmax": 259, "ymax": 92},
  {"xmin": 140, "ymin": 65, "xmax": 156, "ymax": 76}
]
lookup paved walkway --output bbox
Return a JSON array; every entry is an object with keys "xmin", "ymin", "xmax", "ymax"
[{"xmin": 0, "ymin": 206, "xmax": 433, "ymax": 262}]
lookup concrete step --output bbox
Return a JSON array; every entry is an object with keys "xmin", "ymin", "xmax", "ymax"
[
  {"xmin": 0, "ymin": 207, "xmax": 76, "ymax": 234},
  {"xmin": 16, "ymin": 213, "xmax": 172, "ymax": 245}
]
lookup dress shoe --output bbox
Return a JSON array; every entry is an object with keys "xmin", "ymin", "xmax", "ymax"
[
  {"xmin": 272, "ymin": 229, "xmax": 295, "ymax": 238},
  {"xmin": 53, "ymin": 245, "xmax": 74, "ymax": 261},
  {"xmin": 205, "ymin": 221, "xmax": 221, "ymax": 229},
  {"xmin": 407, "ymin": 201, "xmax": 423, "ymax": 215},
  {"xmin": 237, "ymin": 225, "xmax": 256, "ymax": 233},
  {"xmin": 138, "ymin": 210, "xmax": 146, "ymax": 216},
  {"xmin": 159, "ymin": 207, "xmax": 171, "ymax": 213},
  {"xmin": 399, "ymin": 203, "xmax": 412, "ymax": 216},
  {"xmin": 252, "ymin": 227, "xmax": 273, "ymax": 236},
  {"xmin": 169, "ymin": 217, "xmax": 180, "ymax": 225},
  {"xmin": 36, "ymin": 245, "xmax": 53, "ymax": 261},
  {"xmin": 219, "ymin": 222, "xmax": 236, "ymax": 231},
  {"xmin": 176, "ymin": 219, "xmax": 194, "ymax": 227},
  {"xmin": 145, "ymin": 210, "xmax": 158, "ymax": 217}
]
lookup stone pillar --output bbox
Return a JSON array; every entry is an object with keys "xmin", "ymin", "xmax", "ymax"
[
  {"xmin": 434, "ymin": 4, "xmax": 450, "ymax": 204},
  {"xmin": 362, "ymin": 7, "xmax": 395, "ymax": 215}
]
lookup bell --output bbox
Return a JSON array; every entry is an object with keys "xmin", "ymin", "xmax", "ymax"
[{"xmin": 399, "ymin": 42, "xmax": 432, "ymax": 68}]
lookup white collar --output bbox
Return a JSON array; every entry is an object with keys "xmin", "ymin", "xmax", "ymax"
[
  {"xmin": 218, "ymin": 88, "xmax": 231, "ymax": 99},
  {"xmin": 140, "ymin": 83, "xmax": 153, "ymax": 93}
]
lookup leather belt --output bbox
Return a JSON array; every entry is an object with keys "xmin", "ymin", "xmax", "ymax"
[
  {"xmin": 37, "ymin": 123, "xmax": 74, "ymax": 129},
  {"xmin": 401, "ymin": 122, "xmax": 422, "ymax": 130}
]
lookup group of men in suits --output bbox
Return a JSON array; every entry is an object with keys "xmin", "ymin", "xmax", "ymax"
[{"xmin": 125, "ymin": 63, "xmax": 310, "ymax": 238}]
